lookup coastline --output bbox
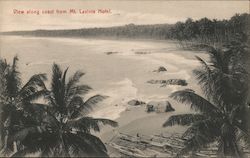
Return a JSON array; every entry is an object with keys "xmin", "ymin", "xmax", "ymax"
[{"xmin": 0, "ymin": 35, "xmax": 207, "ymax": 156}]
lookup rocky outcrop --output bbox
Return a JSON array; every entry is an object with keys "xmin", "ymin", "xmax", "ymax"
[
  {"xmin": 165, "ymin": 101, "xmax": 175, "ymax": 112},
  {"xmin": 147, "ymin": 79, "xmax": 187, "ymax": 86},
  {"xmin": 147, "ymin": 103, "xmax": 155, "ymax": 112},
  {"xmin": 135, "ymin": 51, "xmax": 151, "ymax": 55},
  {"xmin": 105, "ymin": 51, "xmax": 119, "ymax": 55},
  {"xmin": 146, "ymin": 101, "xmax": 175, "ymax": 113},
  {"xmin": 128, "ymin": 99, "xmax": 146, "ymax": 106},
  {"xmin": 153, "ymin": 66, "xmax": 167, "ymax": 72}
]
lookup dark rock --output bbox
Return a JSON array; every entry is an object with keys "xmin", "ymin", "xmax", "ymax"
[
  {"xmin": 105, "ymin": 51, "xmax": 119, "ymax": 55},
  {"xmin": 146, "ymin": 101, "xmax": 175, "ymax": 113},
  {"xmin": 146, "ymin": 103, "xmax": 155, "ymax": 112},
  {"xmin": 128, "ymin": 99, "xmax": 145, "ymax": 106},
  {"xmin": 154, "ymin": 66, "xmax": 167, "ymax": 72},
  {"xmin": 165, "ymin": 101, "xmax": 175, "ymax": 112},
  {"xmin": 165, "ymin": 79, "xmax": 187, "ymax": 86},
  {"xmin": 147, "ymin": 80, "xmax": 161, "ymax": 84},
  {"xmin": 147, "ymin": 79, "xmax": 187, "ymax": 86},
  {"xmin": 135, "ymin": 51, "xmax": 151, "ymax": 55}
]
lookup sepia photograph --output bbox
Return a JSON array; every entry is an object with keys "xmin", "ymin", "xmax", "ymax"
[{"xmin": 0, "ymin": 0, "xmax": 249, "ymax": 157}]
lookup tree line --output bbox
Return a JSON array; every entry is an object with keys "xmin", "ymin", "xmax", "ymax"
[
  {"xmin": 1, "ymin": 13, "xmax": 249, "ymax": 45},
  {"xmin": 169, "ymin": 13, "xmax": 250, "ymax": 46}
]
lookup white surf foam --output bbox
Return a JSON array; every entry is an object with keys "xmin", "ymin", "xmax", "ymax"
[{"xmin": 88, "ymin": 78, "xmax": 138, "ymax": 120}]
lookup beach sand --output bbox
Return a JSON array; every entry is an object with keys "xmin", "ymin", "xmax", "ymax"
[{"xmin": 98, "ymin": 105, "xmax": 188, "ymax": 141}]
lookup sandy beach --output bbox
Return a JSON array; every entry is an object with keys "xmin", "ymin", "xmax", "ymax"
[{"xmin": 0, "ymin": 35, "xmax": 209, "ymax": 156}]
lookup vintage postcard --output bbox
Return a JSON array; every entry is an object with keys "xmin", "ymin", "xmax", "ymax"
[{"xmin": 0, "ymin": 0, "xmax": 249, "ymax": 157}]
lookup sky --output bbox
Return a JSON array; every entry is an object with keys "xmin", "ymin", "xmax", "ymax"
[{"xmin": 0, "ymin": 0, "xmax": 249, "ymax": 31}]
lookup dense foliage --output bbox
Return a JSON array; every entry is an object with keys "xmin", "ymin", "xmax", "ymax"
[
  {"xmin": 168, "ymin": 13, "xmax": 249, "ymax": 43},
  {"xmin": 2, "ymin": 13, "xmax": 249, "ymax": 45},
  {"xmin": 0, "ymin": 59, "xmax": 117, "ymax": 157},
  {"xmin": 163, "ymin": 33, "xmax": 250, "ymax": 157}
]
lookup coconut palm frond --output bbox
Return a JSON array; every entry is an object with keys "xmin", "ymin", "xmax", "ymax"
[
  {"xmin": 19, "ymin": 74, "xmax": 47, "ymax": 94},
  {"xmin": 52, "ymin": 64, "xmax": 62, "ymax": 81},
  {"xmin": 21, "ymin": 103, "xmax": 48, "ymax": 124},
  {"xmin": 5, "ymin": 57, "xmax": 21, "ymax": 97},
  {"xmin": 0, "ymin": 58, "xmax": 8, "ymax": 71},
  {"xmin": 179, "ymin": 119, "xmax": 220, "ymax": 155},
  {"xmin": 66, "ymin": 85, "xmax": 92, "ymax": 99},
  {"xmin": 208, "ymin": 48, "xmax": 224, "ymax": 69},
  {"xmin": 65, "ymin": 132, "xmax": 108, "ymax": 157},
  {"xmin": 92, "ymin": 118, "xmax": 118, "ymax": 127},
  {"xmin": 78, "ymin": 95, "xmax": 108, "ymax": 115},
  {"xmin": 23, "ymin": 89, "xmax": 49, "ymax": 102},
  {"xmin": 68, "ymin": 96, "xmax": 83, "ymax": 108},
  {"xmin": 193, "ymin": 56, "xmax": 223, "ymax": 103},
  {"xmin": 241, "ymin": 132, "xmax": 250, "ymax": 148},
  {"xmin": 195, "ymin": 56, "xmax": 211, "ymax": 71},
  {"xmin": 62, "ymin": 134, "xmax": 88, "ymax": 157},
  {"xmin": 193, "ymin": 69, "xmax": 214, "ymax": 99},
  {"xmin": 11, "ymin": 148, "xmax": 36, "ymax": 157},
  {"xmin": 8, "ymin": 127, "xmax": 38, "ymax": 143},
  {"xmin": 238, "ymin": 106, "xmax": 250, "ymax": 139},
  {"xmin": 67, "ymin": 96, "xmax": 84, "ymax": 119},
  {"xmin": 178, "ymin": 133, "xmax": 214, "ymax": 156},
  {"xmin": 66, "ymin": 71, "xmax": 85, "ymax": 92},
  {"xmin": 163, "ymin": 114, "xmax": 205, "ymax": 127},
  {"xmin": 67, "ymin": 117, "xmax": 99, "ymax": 132},
  {"xmin": 182, "ymin": 118, "xmax": 221, "ymax": 139},
  {"xmin": 11, "ymin": 56, "xmax": 19, "ymax": 72},
  {"xmin": 194, "ymin": 52, "xmax": 238, "ymax": 104},
  {"xmin": 217, "ymin": 131, "xmax": 243, "ymax": 158},
  {"xmin": 62, "ymin": 67, "xmax": 69, "ymax": 87},
  {"xmin": 194, "ymin": 56, "xmax": 236, "ymax": 107},
  {"xmin": 76, "ymin": 132, "xmax": 108, "ymax": 156},
  {"xmin": 68, "ymin": 117, "xmax": 117, "ymax": 133},
  {"xmin": 193, "ymin": 56, "xmax": 214, "ymax": 98},
  {"xmin": 170, "ymin": 90, "xmax": 220, "ymax": 115},
  {"xmin": 51, "ymin": 63, "xmax": 63, "ymax": 107}
]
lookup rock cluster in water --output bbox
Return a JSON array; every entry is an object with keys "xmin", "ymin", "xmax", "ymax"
[
  {"xmin": 147, "ymin": 79, "xmax": 187, "ymax": 86},
  {"xmin": 153, "ymin": 66, "xmax": 167, "ymax": 72},
  {"xmin": 127, "ymin": 99, "xmax": 146, "ymax": 106},
  {"xmin": 105, "ymin": 51, "xmax": 119, "ymax": 55},
  {"xmin": 127, "ymin": 99, "xmax": 175, "ymax": 113},
  {"xmin": 146, "ymin": 101, "xmax": 175, "ymax": 113}
]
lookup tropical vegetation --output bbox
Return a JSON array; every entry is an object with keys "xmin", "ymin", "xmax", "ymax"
[
  {"xmin": 0, "ymin": 56, "xmax": 48, "ymax": 156},
  {"xmin": 2, "ymin": 13, "xmax": 249, "ymax": 45},
  {"xmin": 0, "ymin": 58, "xmax": 118, "ymax": 157},
  {"xmin": 163, "ymin": 33, "xmax": 250, "ymax": 157}
]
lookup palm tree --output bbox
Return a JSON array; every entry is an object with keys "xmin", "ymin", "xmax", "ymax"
[
  {"xmin": 10, "ymin": 63, "xmax": 118, "ymax": 157},
  {"xmin": 0, "ymin": 56, "xmax": 48, "ymax": 156},
  {"xmin": 163, "ymin": 35, "xmax": 249, "ymax": 157}
]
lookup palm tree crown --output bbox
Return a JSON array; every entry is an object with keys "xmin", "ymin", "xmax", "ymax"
[
  {"xmin": 0, "ymin": 56, "xmax": 47, "ymax": 155},
  {"xmin": 163, "ymin": 34, "xmax": 249, "ymax": 157},
  {"xmin": 9, "ymin": 63, "xmax": 118, "ymax": 157}
]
